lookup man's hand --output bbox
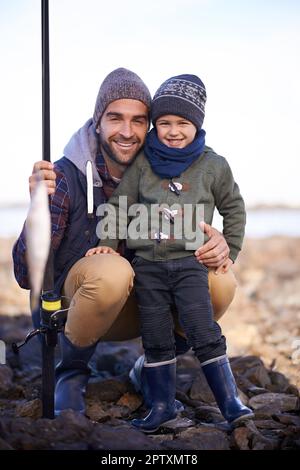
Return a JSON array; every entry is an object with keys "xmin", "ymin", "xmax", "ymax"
[
  {"xmin": 215, "ymin": 257, "xmax": 233, "ymax": 274},
  {"xmin": 194, "ymin": 221, "xmax": 231, "ymax": 272},
  {"xmin": 85, "ymin": 246, "xmax": 120, "ymax": 257},
  {"xmin": 29, "ymin": 161, "xmax": 56, "ymax": 196}
]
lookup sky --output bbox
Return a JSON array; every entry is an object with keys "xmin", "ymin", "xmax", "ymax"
[{"xmin": 0, "ymin": 0, "xmax": 300, "ymax": 207}]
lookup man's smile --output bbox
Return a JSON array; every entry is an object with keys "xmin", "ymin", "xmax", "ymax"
[{"xmin": 114, "ymin": 141, "xmax": 137, "ymax": 149}]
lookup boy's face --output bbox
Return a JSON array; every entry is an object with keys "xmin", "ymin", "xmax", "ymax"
[{"xmin": 156, "ymin": 115, "xmax": 197, "ymax": 149}]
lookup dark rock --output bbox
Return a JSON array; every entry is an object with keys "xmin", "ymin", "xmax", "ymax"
[
  {"xmin": 235, "ymin": 376, "xmax": 258, "ymax": 394},
  {"xmin": 195, "ymin": 404, "xmax": 223, "ymax": 423},
  {"xmin": 247, "ymin": 385, "xmax": 269, "ymax": 397},
  {"xmin": 92, "ymin": 341, "xmax": 142, "ymax": 377},
  {"xmin": 254, "ymin": 419, "xmax": 286, "ymax": 430},
  {"xmin": 54, "ymin": 409, "xmax": 94, "ymax": 434},
  {"xmin": 252, "ymin": 433, "xmax": 279, "ymax": 450},
  {"xmin": 162, "ymin": 439, "xmax": 202, "ymax": 450},
  {"xmin": 175, "ymin": 426, "xmax": 230, "ymax": 450},
  {"xmin": 238, "ymin": 389, "xmax": 250, "ymax": 405},
  {"xmin": 149, "ymin": 434, "xmax": 174, "ymax": 444},
  {"xmin": 189, "ymin": 369, "xmax": 215, "ymax": 403},
  {"xmin": 116, "ymin": 392, "xmax": 142, "ymax": 412},
  {"xmin": 268, "ymin": 370, "xmax": 291, "ymax": 393},
  {"xmin": 177, "ymin": 352, "xmax": 198, "ymax": 370},
  {"xmin": 0, "ymin": 315, "xmax": 32, "ymax": 344},
  {"xmin": 52, "ymin": 441, "xmax": 89, "ymax": 450},
  {"xmin": 286, "ymin": 384, "xmax": 299, "ymax": 397},
  {"xmin": 201, "ymin": 421, "xmax": 232, "ymax": 432},
  {"xmin": 161, "ymin": 417, "xmax": 195, "ymax": 431},
  {"xmin": 176, "ymin": 370, "xmax": 196, "ymax": 394},
  {"xmin": 231, "ymin": 426, "xmax": 251, "ymax": 450},
  {"xmin": 281, "ymin": 432, "xmax": 300, "ymax": 450},
  {"xmin": 88, "ymin": 423, "xmax": 163, "ymax": 450},
  {"xmin": 107, "ymin": 404, "xmax": 132, "ymax": 419},
  {"xmin": 0, "ymin": 437, "xmax": 14, "ymax": 450},
  {"xmin": 273, "ymin": 413, "xmax": 300, "ymax": 426},
  {"xmin": 16, "ymin": 398, "xmax": 42, "ymax": 419},
  {"xmin": 7, "ymin": 335, "xmax": 45, "ymax": 370},
  {"xmin": 86, "ymin": 378, "xmax": 128, "ymax": 402},
  {"xmin": 249, "ymin": 393, "xmax": 299, "ymax": 412},
  {"xmin": 244, "ymin": 365, "xmax": 272, "ymax": 388},
  {"xmin": 1, "ymin": 309, "xmax": 300, "ymax": 451},
  {"xmin": 245, "ymin": 420, "xmax": 279, "ymax": 450},
  {"xmin": 175, "ymin": 389, "xmax": 202, "ymax": 408},
  {"xmin": 230, "ymin": 356, "xmax": 265, "ymax": 373},
  {"xmin": 85, "ymin": 402, "xmax": 111, "ymax": 422},
  {"xmin": 7, "ymin": 384, "xmax": 26, "ymax": 400},
  {"xmin": 252, "ymin": 405, "xmax": 280, "ymax": 419},
  {"xmin": 0, "ymin": 365, "xmax": 13, "ymax": 395}
]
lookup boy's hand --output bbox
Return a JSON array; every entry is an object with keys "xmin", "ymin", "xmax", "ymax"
[
  {"xmin": 214, "ymin": 257, "xmax": 233, "ymax": 275},
  {"xmin": 85, "ymin": 246, "xmax": 120, "ymax": 257}
]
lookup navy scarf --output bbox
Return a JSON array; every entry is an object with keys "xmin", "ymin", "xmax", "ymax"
[{"xmin": 144, "ymin": 128, "xmax": 206, "ymax": 179}]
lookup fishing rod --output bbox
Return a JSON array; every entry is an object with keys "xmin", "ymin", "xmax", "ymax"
[
  {"xmin": 40, "ymin": 0, "xmax": 57, "ymax": 420},
  {"xmin": 13, "ymin": 0, "xmax": 67, "ymax": 419}
]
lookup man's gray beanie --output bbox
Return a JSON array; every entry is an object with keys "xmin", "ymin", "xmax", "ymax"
[{"xmin": 93, "ymin": 68, "xmax": 152, "ymax": 128}]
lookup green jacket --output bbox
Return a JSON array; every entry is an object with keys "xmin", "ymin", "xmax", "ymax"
[{"xmin": 98, "ymin": 146, "xmax": 246, "ymax": 262}]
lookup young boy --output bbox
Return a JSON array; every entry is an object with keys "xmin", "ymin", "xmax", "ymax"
[{"xmin": 86, "ymin": 74, "xmax": 254, "ymax": 432}]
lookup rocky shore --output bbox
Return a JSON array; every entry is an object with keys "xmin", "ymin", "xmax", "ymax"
[{"xmin": 0, "ymin": 236, "xmax": 299, "ymax": 450}]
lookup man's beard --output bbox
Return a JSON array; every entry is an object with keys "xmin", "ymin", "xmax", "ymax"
[{"xmin": 100, "ymin": 136, "xmax": 140, "ymax": 167}]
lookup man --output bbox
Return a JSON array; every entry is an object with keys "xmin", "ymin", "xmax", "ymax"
[{"xmin": 13, "ymin": 68, "xmax": 236, "ymax": 416}]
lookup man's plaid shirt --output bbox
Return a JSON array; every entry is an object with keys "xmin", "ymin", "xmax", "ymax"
[{"xmin": 13, "ymin": 153, "xmax": 119, "ymax": 289}]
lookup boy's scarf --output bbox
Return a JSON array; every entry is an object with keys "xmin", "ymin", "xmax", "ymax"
[{"xmin": 144, "ymin": 128, "xmax": 206, "ymax": 179}]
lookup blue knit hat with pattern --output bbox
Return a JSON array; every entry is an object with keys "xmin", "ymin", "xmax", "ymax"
[{"xmin": 151, "ymin": 74, "xmax": 206, "ymax": 131}]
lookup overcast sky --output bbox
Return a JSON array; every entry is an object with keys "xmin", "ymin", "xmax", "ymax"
[{"xmin": 1, "ymin": 0, "xmax": 299, "ymax": 207}]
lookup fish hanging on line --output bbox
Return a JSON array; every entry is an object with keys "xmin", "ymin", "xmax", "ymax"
[{"xmin": 25, "ymin": 178, "xmax": 51, "ymax": 309}]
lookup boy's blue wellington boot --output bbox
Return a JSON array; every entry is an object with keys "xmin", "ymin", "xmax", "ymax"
[
  {"xmin": 131, "ymin": 359, "xmax": 178, "ymax": 433},
  {"xmin": 201, "ymin": 355, "xmax": 255, "ymax": 425},
  {"xmin": 54, "ymin": 333, "xmax": 97, "ymax": 416},
  {"xmin": 129, "ymin": 355, "xmax": 184, "ymax": 412}
]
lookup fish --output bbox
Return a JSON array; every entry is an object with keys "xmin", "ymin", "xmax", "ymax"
[{"xmin": 25, "ymin": 178, "xmax": 51, "ymax": 309}]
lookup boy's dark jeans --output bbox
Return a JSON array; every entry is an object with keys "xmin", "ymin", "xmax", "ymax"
[{"xmin": 133, "ymin": 255, "xmax": 226, "ymax": 364}]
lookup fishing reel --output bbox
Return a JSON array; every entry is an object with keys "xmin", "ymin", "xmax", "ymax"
[{"xmin": 12, "ymin": 291, "xmax": 69, "ymax": 354}]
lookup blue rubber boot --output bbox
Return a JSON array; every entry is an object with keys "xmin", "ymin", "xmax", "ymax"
[
  {"xmin": 201, "ymin": 355, "xmax": 255, "ymax": 425},
  {"xmin": 129, "ymin": 355, "xmax": 184, "ymax": 413},
  {"xmin": 131, "ymin": 360, "xmax": 178, "ymax": 433},
  {"xmin": 55, "ymin": 333, "xmax": 97, "ymax": 416},
  {"xmin": 129, "ymin": 332, "xmax": 186, "ymax": 412}
]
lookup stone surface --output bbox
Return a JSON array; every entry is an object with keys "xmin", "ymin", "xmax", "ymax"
[
  {"xmin": 116, "ymin": 392, "xmax": 142, "ymax": 412},
  {"xmin": 176, "ymin": 426, "xmax": 230, "ymax": 450},
  {"xmin": 0, "ymin": 365, "xmax": 13, "ymax": 395},
  {"xmin": 16, "ymin": 398, "xmax": 42, "ymax": 419},
  {"xmin": 0, "ymin": 236, "xmax": 300, "ymax": 450},
  {"xmin": 249, "ymin": 393, "xmax": 299, "ymax": 412}
]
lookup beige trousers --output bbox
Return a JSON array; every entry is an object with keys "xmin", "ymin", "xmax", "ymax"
[{"xmin": 63, "ymin": 254, "xmax": 237, "ymax": 347}]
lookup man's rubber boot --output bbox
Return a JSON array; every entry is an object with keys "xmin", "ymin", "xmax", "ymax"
[{"xmin": 55, "ymin": 333, "xmax": 97, "ymax": 416}]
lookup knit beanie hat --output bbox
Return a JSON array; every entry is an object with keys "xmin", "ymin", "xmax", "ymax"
[
  {"xmin": 151, "ymin": 74, "xmax": 206, "ymax": 131},
  {"xmin": 93, "ymin": 68, "xmax": 152, "ymax": 128}
]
